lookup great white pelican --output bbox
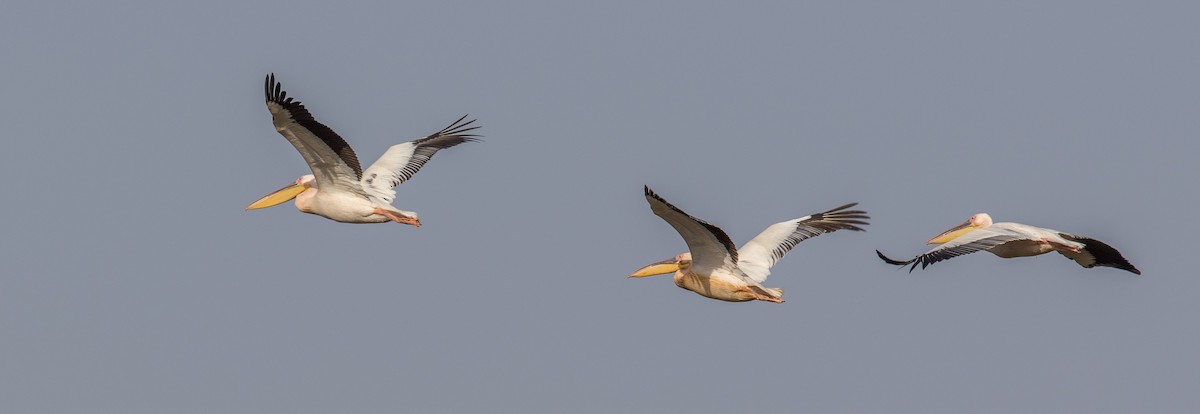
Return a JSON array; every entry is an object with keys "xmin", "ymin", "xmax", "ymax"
[
  {"xmin": 246, "ymin": 74, "xmax": 479, "ymax": 226},
  {"xmin": 876, "ymin": 213, "xmax": 1140, "ymax": 274},
  {"xmin": 629, "ymin": 186, "xmax": 869, "ymax": 303}
]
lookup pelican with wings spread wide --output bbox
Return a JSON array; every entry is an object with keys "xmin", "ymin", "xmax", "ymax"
[
  {"xmin": 246, "ymin": 74, "xmax": 479, "ymax": 226},
  {"xmin": 629, "ymin": 186, "xmax": 869, "ymax": 303},
  {"xmin": 876, "ymin": 213, "xmax": 1140, "ymax": 274}
]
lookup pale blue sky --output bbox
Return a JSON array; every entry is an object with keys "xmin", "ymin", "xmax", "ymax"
[{"xmin": 2, "ymin": 1, "xmax": 1198, "ymax": 412}]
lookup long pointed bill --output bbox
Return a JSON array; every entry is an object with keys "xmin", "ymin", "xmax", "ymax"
[
  {"xmin": 926, "ymin": 220, "xmax": 976, "ymax": 244},
  {"xmin": 628, "ymin": 258, "xmax": 681, "ymax": 278},
  {"xmin": 245, "ymin": 183, "xmax": 307, "ymax": 210}
]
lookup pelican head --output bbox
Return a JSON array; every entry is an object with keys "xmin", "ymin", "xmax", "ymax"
[
  {"xmin": 628, "ymin": 252, "xmax": 692, "ymax": 278},
  {"xmin": 927, "ymin": 213, "xmax": 992, "ymax": 244},
  {"xmin": 245, "ymin": 174, "xmax": 316, "ymax": 210}
]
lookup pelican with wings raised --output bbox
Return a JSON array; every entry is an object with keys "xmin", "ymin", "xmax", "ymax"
[
  {"xmin": 876, "ymin": 213, "xmax": 1140, "ymax": 274},
  {"xmin": 629, "ymin": 186, "xmax": 869, "ymax": 303},
  {"xmin": 246, "ymin": 74, "xmax": 479, "ymax": 226}
]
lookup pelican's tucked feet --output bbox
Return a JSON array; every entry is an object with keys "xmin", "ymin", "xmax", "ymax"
[
  {"xmin": 375, "ymin": 208, "xmax": 421, "ymax": 227},
  {"xmin": 757, "ymin": 295, "xmax": 784, "ymax": 303}
]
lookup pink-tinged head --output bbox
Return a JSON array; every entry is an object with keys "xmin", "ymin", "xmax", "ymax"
[
  {"xmin": 294, "ymin": 174, "xmax": 316, "ymax": 187},
  {"xmin": 926, "ymin": 213, "xmax": 992, "ymax": 244}
]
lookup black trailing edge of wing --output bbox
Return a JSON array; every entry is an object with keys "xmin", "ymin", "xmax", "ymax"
[
  {"xmin": 643, "ymin": 185, "xmax": 739, "ymax": 263},
  {"xmin": 264, "ymin": 73, "xmax": 364, "ymax": 178}
]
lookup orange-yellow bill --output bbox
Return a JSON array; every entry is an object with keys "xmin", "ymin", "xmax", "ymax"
[
  {"xmin": 245, "ymin": 183, "xmax": 307, "ymax": 210},
  {"xmin": 628, "ymin": 258, "xmax": 681, "ymax": 278},
  {"xmin": 927, "ymin": 220, "xmax": 977, "ymax": 244}
]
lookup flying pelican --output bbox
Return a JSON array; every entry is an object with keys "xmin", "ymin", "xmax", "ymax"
[
  {"xmin": 629, "ymin": 186, "xmax": 869, "ymax": 303},
  {"xmin": 876, "ymin": 213, "xmax": 1140, "ymax": 274},
  {"xmin": 246, "ymin": 74, "xmax": 479, "ymax": 226}
]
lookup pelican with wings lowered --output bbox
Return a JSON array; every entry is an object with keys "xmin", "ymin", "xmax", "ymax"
[
  {"xmin": 629, "ymin": 186, "xmax": 869, "ymax": 303},
  {"xmin": 246, "ymin": 74, "xmax": 479, "ymax": 226},
  {"xmin": 876, "ymin": 213, "xmax": 1140, "ymax": 274}
]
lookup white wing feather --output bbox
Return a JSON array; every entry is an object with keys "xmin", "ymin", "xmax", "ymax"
[
  {"xmin": 360, "ymin": 116, "xmax": 479, "ymax": 205},
  {"xmin": 738, "ymin": 203, "xmax": 869, "ymax": 283}
]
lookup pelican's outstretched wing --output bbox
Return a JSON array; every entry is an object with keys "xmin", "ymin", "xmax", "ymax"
[
  {"xmin": 361, "ymin": 116, "xmax": 480, "ymax": 204},
  {"xmin": 264, "ymin": 74, "xmax": 365, "ymax": 195},
  {"xmin": 737, "ymin": 203, "xmax": 869, "ymax": 283},
  {"xmin": 876, "ymin": 224, "xmax": 1031, "ymax": 272},
  {"xmin": 1056, "ymin": 234, "xmax": 1141, "ymax": 275},
  {"xmin": 643, "ymin": 186, "xmax": 739, "ymax": 275}
]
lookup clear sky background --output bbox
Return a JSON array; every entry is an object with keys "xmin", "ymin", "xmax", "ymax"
[{"xmin": 2, "ymin": 1, "xmax": 1197, "ymax": 412}]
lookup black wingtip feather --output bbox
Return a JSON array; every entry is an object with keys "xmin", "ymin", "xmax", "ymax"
[
  {"xmin": 827, "ymin": 202, "xmax": 859, "ymax": 212},
  {"xmin": 434, "ymin": 115, "xmax": 482, "ymax": 138},
  {"xmin": 877, "ymin": 249, "xmax": 915, "ymax": 266},
  {"xmin": 1077, "ymin": 237, "xmax": 1142, "ymax": 275},
  {"xmin": 409, "ymin": 116, "xmax": 483, "ymax": 153},
  {"xmin": 804, "ymin": 202, "xmax": 871, "ymax": 233}
]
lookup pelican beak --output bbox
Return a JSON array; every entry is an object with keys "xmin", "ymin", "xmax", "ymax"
[
  {"xmin": 926, "ymin": 220, "xmax": 977, "ymax": 244},
  {"xmin": 245, "ymin": 183, "xmax": 307, "ymax": 210},
  {"xmin": 628, "ymin": 258, "xmax": 681, "ymax": 278}
]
